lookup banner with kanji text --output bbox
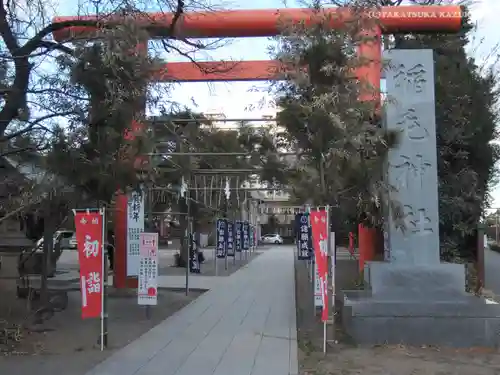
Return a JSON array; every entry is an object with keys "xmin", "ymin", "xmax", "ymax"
[
  {"xmin": 227, "ymin": 222, "xmax": 235, "ymax": 257},
  {"xmin": 138, "ymin": 233, "xmax": 159, "ymax": 306},
  {"xmin": 235, "ymin": 221, "xmax": 242, "ymax": 252},
  {"xmin": 242, "ymin": 221, "xmax": 250, "ymax": 251},
  {"xmin": 310, "ymin": 210, "xmax": 329, "ymax": 322},
  {"xmin": 295, "ymin": 213, "xmax": 312, "ymax": 260},
  {"xmin": 74, "ymin": 210, "xmax": 104, "ymax": 319},
  {"xmin": 249, "ymin": 225, "xmax": 254, "ymax": 247},
  {"xmin": 216, "ymin": 219, "xmax": 227, "ymax": 258}
]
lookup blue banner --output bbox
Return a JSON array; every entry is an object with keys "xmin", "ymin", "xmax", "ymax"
[
  {"xmin": 242, "ymin": 221, "xmax": 250, "ymax": 251},
  {"xmin": 189, "ymin": 232, "xmax": 201, "ymax": 273},
  {"xmin": 249, "ymin": 225, "xmax": 254, "ymax": 247},
  {"xmin": 216, "ymin": 218, "xmax": 227, "ymax": 258},
  {"xmin": 235, "ymin": 221, "xmax": 242, "ymax": 252},
  {"xmin": 296, "ymin": 213, "xmax": 312, "ymax": 260},
  {"xmin": 227, "ymin": 221, "xmax": 235, "ymax": 257}
]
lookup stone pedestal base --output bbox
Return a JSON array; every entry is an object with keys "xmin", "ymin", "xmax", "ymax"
[
  {"xmin": 341, "ymin": 262, "xmax": 500, "ymax": 347},
  {"xmin": 364, "ymin": 262, "xmax": 467, "ymax": 299}
]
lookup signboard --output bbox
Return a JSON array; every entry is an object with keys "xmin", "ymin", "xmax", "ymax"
[
  {"xmin": 189, "ymin": 232, "xmax": 200, "ymax": 273},
  {"xmin": 296, "ymin": 213, "xmax": 312, "ymax": 260},
  {"xmin": 310, "ymin": 210, "xmax": 329, "ymax": 322},
  {"xmin": 138, "ymin": 233, "xmax": 159, "ymax": 306},
  {"xmin": 242, "ymin": 221, "xmax": 250, "ymax": 251},
  {"xmin": 227, "ymin": 222, "xmax": 235, "ymax": 257},
  {"xmin": 127, "ymin": 190, "xmax": 144, "ymax": 276},
  {"xmin": 74, "ymin": 210, "xmax": 104, "ymax": 319},
  {"xmin": 216, "ymin": 219, "xmax": 227, "ymax": 258},
  {"xmin": 260, "ymin": 206, "xmax": 303, "ymax": 215},
  {"xmin": 314, "ymin": 262, "xmax": 323, "ymax": 307},
  {"xmin": 235, "ymin": 221, "xmax": 242, "ymax": 252}
]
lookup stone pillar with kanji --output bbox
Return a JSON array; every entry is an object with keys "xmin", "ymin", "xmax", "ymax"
[{"xmin": 364, "ymin": 49, "xmax": 466, "ymax": 298}]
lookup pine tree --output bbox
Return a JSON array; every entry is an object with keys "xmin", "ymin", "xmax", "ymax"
[{"xmin": 272, "ymin": 9, "xmax": 397, "ymax": 237}]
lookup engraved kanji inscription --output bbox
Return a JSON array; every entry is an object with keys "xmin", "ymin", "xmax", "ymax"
[
  {"xmin": 392, "ymin": 203, "xmax": 411, "ymax": 235},
  {"xmin": 414, "ymin": 155, "xmax": 432, "ymax": 188},
  {"xmin": 385, "ymin": 50, "xmax": 440, "ymax": 264},
  {"xmin": 393, "ymin": 63, "xmax": 427, "ymax": 93},
  {"xmin": 396, "ymin": 108, "xmax": 429, "ymax": 141},
  {"xmin": 394, "ymin": 205, "xmax": 433, "ymax": 237},
  {"xmin": 405, "ymin": 207, "xmax": 433, "ymax": 235},
  {"xmin": 390, "ymin": 154, "xmax": 432, "ymax": 190}
]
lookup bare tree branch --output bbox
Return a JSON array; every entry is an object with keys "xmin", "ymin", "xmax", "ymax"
[{"xmin": 1, "ymin": 111, "xmax": 77, "ymax": 141}]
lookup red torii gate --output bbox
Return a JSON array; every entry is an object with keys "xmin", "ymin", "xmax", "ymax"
[{"xmin": 53, "ymin": 5, "xmax": 463, "ymax": 288}]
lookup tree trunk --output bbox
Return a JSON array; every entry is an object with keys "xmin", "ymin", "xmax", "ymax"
[
  {"xmin": 177, "ymin": 197, "xmax": 189, "ymax": 267},
  {"xmin": 179, "ymin": 217, "xmax": 188, "ymax": 266},
  {"xmin": 318, "ymin": 156, "xmax": 326, "ymax": 202},
  {"xmin": 40, "ymin": 210, "xmax": 55, "ymax": 304}
]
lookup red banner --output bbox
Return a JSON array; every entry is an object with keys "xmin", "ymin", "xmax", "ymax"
[
  {"xmin": 310, "ymin": 210, "xmax": 329, "ymax": 322},
  {"xmin": 74, "ymin": 210, "xmax": 104, "ymax": 319}
]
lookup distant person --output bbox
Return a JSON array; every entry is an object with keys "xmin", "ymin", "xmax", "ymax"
[{"xmin": 107, "ymin": 229, "xmax": 115, "ymax": 271}]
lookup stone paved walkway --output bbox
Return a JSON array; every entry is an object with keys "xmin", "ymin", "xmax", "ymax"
[{"xmin": 85, "ymin": 245, "xmax": 298, "ymax": 375}]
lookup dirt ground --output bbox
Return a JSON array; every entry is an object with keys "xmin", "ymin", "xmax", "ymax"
[
  {"xmin": 294, "ymin": 258, "xmax": 500, "ymax": 375},
  {"xmin": 0, "ymin": 258, "xmax": 203, "ymax": 375}
]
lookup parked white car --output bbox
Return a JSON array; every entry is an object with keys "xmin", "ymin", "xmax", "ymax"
[
  {"xmin": 33, "ymin": 230, "xmax": 76, "ymax": 254},
  {"xmin": 261, "ymin": 234, "xmax": 284, "ymax": 244},
  {"xmin": 18, "ymin": 230, "xmax": 77, "ymax": 280}
]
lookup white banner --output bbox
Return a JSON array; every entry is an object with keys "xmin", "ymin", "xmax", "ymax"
[
  {"xmin": 330, "ymin": 231, "xmax": 336, "ymax": 309},
  {"xmin": 260, "ymin": 206, "xmax": 303, "ymax": 215},
  {"xmin": 138, "ymin": 233, "xmax": 159, "ymax": 306},
  {"xmin": 314, "ymin": 262, "xmax": 323, "ymax": 308},
  {"xmin": 127, "ymin": 190, "xmax": 145, "ymax": 276}
]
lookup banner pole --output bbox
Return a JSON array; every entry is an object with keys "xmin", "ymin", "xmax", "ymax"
[
  {"xmin": 224, "ymin": 200, "xmax": 229, "ymax": 271},
  {"xmin": 214, "ymin": 219, "xmax": 218, "ymax": 276},
  {"xmin": 253, "ymin": 225, "xmax": 256, "ymax": 254},
  {"xmin": 330, "ymin": 206, "xmax": 337, "ymax": 346},
  {"xmin": 225, "ymin": 223, "xmax": 228, "ymax": 270},
  {"xmin": 250, "ymin": 225, "xmax": 253, "ymax": 256},
  {"xmin": 245, "ymin": 222, "xmax": 249, "ymax": 260},
  {"xmin": 325, "ymin": 205, "xmax": 330, "ymax": 351},
  {"xmin": 214, "ymin": 245, "xmax": 218, "ymax": 275},
  {"xmin": 185, "ymin": 218, "xmax": 190, "ymax": 296},
  {"xmin": 250, "ymin": 225, "xmax": 255, "ymax": 258},
  {"xmin": 308, "ymin": 206, "xmax": 316, "ymax": 317},
  {"xmin": 306, "ymin": 205, "xmax": 312, "ymax": 282},
  {"xmin": 233, "ymin": 221, "xmax": 237, "ymax": 265},
  {"xmin": 243, "ymin": 222, "xmax": 246, "ymax": 261},
  {"xmin": 323, "ymin": 321, "xmax": 327, "ymax": 353},
  {"xmin": 239, "ymin": 223, "xmax": 243, "ymax": 263},
  {"xmin": 101, "ymin": 207, "xmax": 107, "ymax": 351},
  {"xmin": 185, "ymin": 186, "xmax": 191, "ymax": 296}
]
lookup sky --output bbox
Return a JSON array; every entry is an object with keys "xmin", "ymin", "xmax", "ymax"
[{"xmin": 53, "ymin": 0, "xmax": 500, "ymax": 205}]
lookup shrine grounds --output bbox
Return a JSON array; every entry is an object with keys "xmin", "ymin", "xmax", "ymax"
[
  {"xmin": 4, "ymin": 247, "xmax": 500, "ymax": 375},
  {"xmin": 0, "ymin": 247, "xmax": 259, "ymax": 375},
  {"xmin": 294, "ymin": 255, "xmax": 500, "ymax": 375},
  {"xmin": 0, "ymin": 278, "xmax": 203, "ymax": 375}
]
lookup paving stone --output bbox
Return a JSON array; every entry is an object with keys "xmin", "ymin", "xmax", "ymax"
[{"xmin": 85, "ymin": 246, "xmax": 298, "ymax": 375}]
